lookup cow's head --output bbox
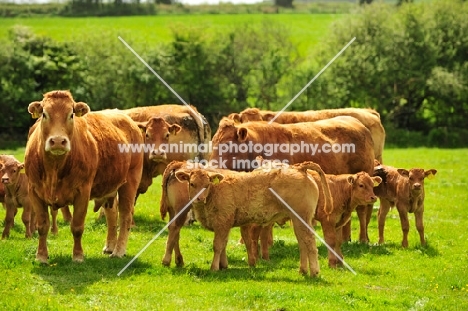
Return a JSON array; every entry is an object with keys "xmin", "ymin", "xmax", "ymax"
[
  {"xmin": 137, "ymin": 117, "xmax": 182, "ymax": 162},
  {"xmin": 348, "ymin": 172, "xmax": 382, "ymax": 205},
  {"xmin": 28, "ymin": 91, "xmax": 89, "ymax": 156},
  {"xmin": 397, "ymin": 168, "xmax": 437, "ymax": 194},
  {"xmin": 238, "ymin": 108, "xmax": 264, "ymax": 123},
  {"xmin": 0, "ymin": 155, "xmax": 24, "ymax": 185},
  {"xmin": 175, "ymin": 169, "xmax": 224, "ymax": 203}
]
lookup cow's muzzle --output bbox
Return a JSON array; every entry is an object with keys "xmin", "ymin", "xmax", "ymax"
[
  {"xmin": 1, "ymin": 177, "xmax": 9, "ymax": 184},
  {"xmin": 149, "ymin": 148, "xmax": 167, "ymax": 161},
  {"xmin": 45, "ymin": 136, "xmax": 70, "ymax": 155}
]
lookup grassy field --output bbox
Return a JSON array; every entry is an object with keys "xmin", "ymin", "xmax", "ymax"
[
  {"xmin": 0, "ymin": 148, "xmax": 467, "ymax": 310},
  {"xmin": 0, "ymin": 14, "xmax": 345, "ymax": 57}
]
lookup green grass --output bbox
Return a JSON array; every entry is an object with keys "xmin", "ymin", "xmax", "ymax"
[
  {"xmin": 0, "ymin": 148, "xmax": 467, "ymax": 310},
  {"xmin": 0, "ymin": 14, "xmax": 344, "ymax": 57}
]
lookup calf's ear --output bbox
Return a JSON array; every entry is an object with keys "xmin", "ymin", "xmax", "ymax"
[
  {"xmin": 134, "ymin": 122, "xmax": 147, "ymax": 134},
  {"xmin": 169, "ymin": 124, "xmax": 182, "ymax": 135},
  {"xmin": 230, "ymin": 113, "xmax": 241, "ymax": 124},
  {"xmin": 28, "ymin": 101, "xmax": 43, "ymax": 119},
  {"xmin": 347, "ymin": 175, "xmax": 355, "ymax": 185},
  {"xmin": 209, "ymin": 173, "xmax": 224, "ymax": 185},
  {"xmin": 397, "ymin": 169, "xmax": 409, "ymax": 177},
  {"xmin": 237, "ymin": 127, "xmax": 248, "ymax": 142},
  {"xmin": 175, "ymin": 171, "xmax": 191, "ymax": 183},
  {"xmin": 372, "ymin": 176, "xmax": 382, "ymax": 187},
  {"xmin": 425, "ymin": 169, "xmax": 437, "ymax": 180},
  {"xmin": 74, "ymin": 102, "xmax": 90, "ymax": 117},
  {"xmin": 19, "ymin": 163, "xmax": 25, "ymax": 174},
  {"xmin": 263, "ymin": 113, "xmax": 275, "ymax": 122}
]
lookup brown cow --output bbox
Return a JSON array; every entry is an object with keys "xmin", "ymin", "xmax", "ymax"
[
  {"xmin": 174, "ymin": 161, "xmax": 331, "ymax": 277},
  {"xmin": 25, "ymin": 90, "xmax": 143, "ymax": 263},
  {"xmin": 373, "ymin": 161, "xmax": 437, "ymax": 248},
  {"xmin": 0, "ymin": 155, "xmax": 35, "ymax": 239},
  {"xmin": 230, "ymin": 107, "xmax": 385, "ymax": 163}
]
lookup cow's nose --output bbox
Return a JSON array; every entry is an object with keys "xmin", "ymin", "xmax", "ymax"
[
  {"xmin": 49, "ymin": 136, "xmax": 68, "ymax": 147},
  {"xmin": 1, "ymin": 177, "xmax": 8, "ymax": 183},
  {"xmin": 369, "ymin": 196, "xmax": 377, "ymax": 203},
  {"xmin": 413, "ymin": 183, "xmax": 421, "ymax": 189}
]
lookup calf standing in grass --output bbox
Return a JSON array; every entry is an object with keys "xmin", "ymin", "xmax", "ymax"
[
  {"xmin": 175, "ymin": 161, "xmax": 332, "ymax": 277},
  {"xmin": 0, "ymin": 155, "xmax": 35, "ymax": 239},
  {"xmin": 373, "ymin": 161, "xmax": 437, "ymax": 248}
]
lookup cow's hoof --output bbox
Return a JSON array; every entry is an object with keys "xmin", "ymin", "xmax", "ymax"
[
  {"xmin": 73, "ymin": 254, "xmax": 84, "ymax": 263},
  {"xmin": 110, "ymin": 251, "xmax": 126, "ymax": 258},
  {"xmin": 36, "ymin": 255, "xmax": 49, "ymax": 265},
  {"xmin": 102, "ymin": 246, "xmax": 114, "ymax": 254}
]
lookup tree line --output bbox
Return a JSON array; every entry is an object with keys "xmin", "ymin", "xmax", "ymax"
[{"xmin": 0, "ymin": 0, "xmax": 467, "ymax": 148}]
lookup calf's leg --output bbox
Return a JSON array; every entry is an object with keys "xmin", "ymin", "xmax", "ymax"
[
  {"xmin": 377, "ymin": 198, "xmax": 391, "ymax": 244},
  {"xmin": 211, "ymin": 228, "xmax": 230, "ymax": 271},
  {"xmin": 414, "ymin": 209, "xmax": 426, "ymax": 246},
  {"xmin": 397, "ymin": 205, "xmax": 410, "ymax": 248}
]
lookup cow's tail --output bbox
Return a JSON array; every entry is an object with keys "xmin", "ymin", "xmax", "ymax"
[
  {"xmin": 300, "ymin": 161, "xmax": 333, "ymax": 217},
  {"xmin": 185, "ymin": 105, "xmax": 210, "ymax": 160},
  {"xmin": 160, "ymin": 161, "xmax": 186, "ymax": 220}
]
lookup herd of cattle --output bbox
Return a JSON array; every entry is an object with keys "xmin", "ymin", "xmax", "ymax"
[{"xmin": 0, "ymin": 90, "xmax": 437, "ymax": 277}]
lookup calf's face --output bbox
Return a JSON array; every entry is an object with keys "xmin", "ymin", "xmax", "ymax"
[
  {"xmin": 28, "ymin": 97, "xmax": 89, "ymax": 156},
  {"xmin": 0, "ymin": 160, "xmax": 23, "ymax": 185},
  {"xmin": 348, "ymin": 172, "xmax": 382, "ymax": 205},
  {"xmin": 175, "ymin": 169, "xmax": 224, "ymax": 203},
  {"xmin": 397, "ymin": 168, "xmax": 437, "ymax": 194}
]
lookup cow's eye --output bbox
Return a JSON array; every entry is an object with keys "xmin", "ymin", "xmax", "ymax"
[
  {"xmin": 12, "ymin": 169, "xmax": 16, "ymax": 173},
  {"xmin": 42, "ymin": 113, "xmax": 46, "ymax": 119},
  {"xmin": 190, "ymin": 183, "xmax": 195, "ymax": 188},
  {"xmin": 359, "ymin": 184, "xmax": 364, "ymax": 188},
  {"xmin": 165, "ymin": 133, "xmax": 170, "ymax": 139},
  {"xmin": 70, "ymin": 113, "xmax": 74, "ymax": 119},
  {"xmin": 145, "ymin": 133, "xmax": 149, "ymax": 139}
]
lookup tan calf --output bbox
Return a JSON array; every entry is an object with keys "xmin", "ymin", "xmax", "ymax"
[
  {"xmin": 175, "ymin": 162, "xmax": 331, "ymax": 277},
  {"xmin": 373, "ymin": 162, "xmax": 437, "ymax": 247}
]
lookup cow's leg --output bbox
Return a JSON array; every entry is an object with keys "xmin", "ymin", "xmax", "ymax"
[
  {"xmin": 50, "ymin": 208, "xmax": 58, "ymax": 235},
  {"xmin": 102, "ymin": 200, "xmax": 118, "ymax": 254},
  {"xmin": 113, "ymin": 179, "xmax": 138, "ymax": 258},
  {"xmin": 356, "ymin": 204, "xmax": 371, "ymax": 243},
  {"xmin": 162, "ymin": 208, "xmax": 188, "ymax": 267},
  {"xmin": 31, "ymin": 193, "xmax": 50, "ymax": 263},
  {"xmin": 259, "ymin": 224, "xmax": 273, "ymax": 261},
  {"xmin": 21, "ymin": 204, "xmax": 33, "ymax": 238},
  {"xmin": 396, "ymin": 205, "xmax": 410, "ymax": 248},
  {"xmin": 321, "ymin": 219, "xmax": 338, "ymax": 268},
  {"xmin": 335, "ymin": 225, "xmax": 345, "ymax": 267},
  {"xmin": 342, "ymin": 221, "xmax": 351, "ymax": 242},
  {"xmin": 240, "ymin": 225, "xmax": 256, "ymax": 266},
  {"xmin": 291, "ymin": 218, "xmax": 319, "ymax": 277},
  {"xmin": 71, "ymin": 194, "xmax": 89, "ymax": 262},
  {"xmin": 377, "ymin": 199, "xmax": 391, "ymax": 244},
  {"xmin": 61, "ymin": 206, "xmax": 72, "ymax": 223},
  {"xmin": 414, "ymin": 209, "xmax": 425, "ymax": 246},
  {"xmin": 211, "ymin": 229, "xmax": 230, "ymax": 271},
  {"xmin": 2, "ymin": 200, "xmax": 16, "ymax": 239}
]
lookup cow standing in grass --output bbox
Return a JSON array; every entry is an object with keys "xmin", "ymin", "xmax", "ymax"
[
  {"xmin": 25, "ymin": 90, "xmax": 143, "ymax": 263},
  {"xmin": 373, "ymin": 161, "xmax": 437, "ymax": 248}
]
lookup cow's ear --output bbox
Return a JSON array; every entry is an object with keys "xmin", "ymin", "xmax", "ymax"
[
  {"xmin": 18, "ymin": 163, "xmax": 25, "ymax": 173},
  {"xmin": 372, "ymin": 176, "xmax": 382, "ymax": 187},
  {"xmin": 169, "ymin": 124, "xmax": 182, "ymax": 135},
  {"xmin": 74, "ymin": 102, "xmax": 90, "ymax": 117},
  {"xmin": 237, "ymin": 127, "xmax": 248, "ymax": 142},
  {"xmin": 28, "ymin": 101, "xmax": 43, "ymax": 119},
  {"xmin": 134, "ymin": 122, "xmax": 147, "ymax": 134},
  {"xmin": 374, "ymin": 159, "xmax": 381, "ymax": 167},
  {"xmin": 175, "ymin": 171, "xmax": 190, "ymax": 183},
  {"xmin": 230, "ymin": 113, "xmax": 241, "ymax": 124},
  {"xmin": 425, "ymin": 169, "xmax": 437, "ymax": 180},
  {"xmin": 347, "ymin": 175, "xmax": 355, "ymax": 185},
  {"xmin": 209, "ymin": 173, "xmax": 224, "ymax": 185},
  {"xmin": 263, "ymin": 113, "xmax": 275, "ymax": 122},
  {"xmin": 397, "ymin": 169, "xmax": 409, "ymax": 177}
]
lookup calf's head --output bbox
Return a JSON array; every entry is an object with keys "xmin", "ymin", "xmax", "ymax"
[
  {"xmin": 175, "ymin": 169, "xmax": 224, "ymax": 203},
  {"xmin": 28, "ymin": 91, "xmax": 89, "ymax": 156},
  {"xmin": 0, "ymin": 155, "xmax": 24, "ymax": 185},
  {"xmin": 397, "ymin": 168, "xmax": 437, "ymax": 194},
  {"xmin": 138, "ymin": 117, "xmax": 181, "ymax": 162},
  {"xmin": 348, "ymin": 172, "xmax": 382, "ymax": 205}
]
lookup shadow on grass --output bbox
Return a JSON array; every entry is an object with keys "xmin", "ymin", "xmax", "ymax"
[{"xmin": 30, "ymin": 255, "xmax": 152, "ymax": 294}]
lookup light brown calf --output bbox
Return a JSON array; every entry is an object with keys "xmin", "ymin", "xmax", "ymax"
[
  {"xmin": 373, "ymin": 161, "xmax": 437, "ymax": 247},
  {"xmin": 175, "ymin": 162, "xmax": 331, "ymax": 277}
]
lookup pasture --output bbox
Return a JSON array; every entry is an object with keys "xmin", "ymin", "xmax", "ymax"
[
  {"xmin": 0, "ymin": 14, "xmax": 343, "ymax": 56},
  {"xmin": 0, "ymin": 147, "xmax": 467, "ymax": 310}
]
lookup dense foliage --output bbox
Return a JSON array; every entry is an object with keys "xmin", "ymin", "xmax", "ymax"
[{"xmin": 0, "ymin": 0, "xmax": 467, "ymax": 147}]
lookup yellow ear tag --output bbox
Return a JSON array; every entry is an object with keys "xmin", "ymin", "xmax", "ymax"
[
  {"xmin": 20, "ymin": 167, "xmax": 26, "ymax": 174},
  {"xmin": 32, "ymin": 112, "xmax": 40, "ymax": 119},
  {"xmin": 373, "ymin": 180, "xmax": 380, "ymax": 187},
  {"xmin": 427, "ymin": 172, "xmax": 435, "ymax": 180},
  {"xmin": 75, "ymin": 112, "xmax": 82, "ymax": 117},
  {"xmin": 212, "ymin": 177, "xmax": 220, "ymax": 185}
]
